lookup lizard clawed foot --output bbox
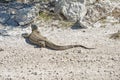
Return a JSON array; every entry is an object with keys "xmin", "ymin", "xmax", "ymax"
[
  {"xmin": 38, "ymin": 41, "xmax": 46, "ymax": 48},
  {"xmin": 0, "ymin": 48, "xmax": 4, "ymax": 51}
]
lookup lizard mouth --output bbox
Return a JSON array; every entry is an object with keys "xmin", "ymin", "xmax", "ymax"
[{"xmin": 22, "ymin": 33, "xmax": 29, "ymax": 38}]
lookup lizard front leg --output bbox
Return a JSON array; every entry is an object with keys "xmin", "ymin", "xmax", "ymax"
[{"xmin": 38, "ymin": 41, "xmax": 46, "ymax": 48}]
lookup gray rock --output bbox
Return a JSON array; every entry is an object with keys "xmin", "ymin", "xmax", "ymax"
[
  {"xmin": 6, "ymin": 18, "xmax": 19, "ymax": 26},
  {"xmin": 71, "ymin": 20, "xmax": 87, "ymax": 29},
  {"xmin": 55, "ymin": 0, "xmax": 87, "ymax": 21},
  {"xmin": 14, "ymin": 5, "xmax": 39, "ymax": 26},
  {"xmin": 0, "ymin": 30, "xmax": 9, "ymax": 36},
  {"xmin": 0, "ymin": 13, "xmax": 10, "ymax": 24},
  {"xmin": 0, "ymin": 2, "xmax": 40, "ymax": 26},
  {"xmin": 85, "ymin": 2, "xmax": 111, "ymax": 22}
]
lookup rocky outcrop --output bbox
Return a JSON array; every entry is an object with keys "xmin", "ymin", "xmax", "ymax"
[
  {"xmin": 0, "ymin": 0, "xmax": 57, "ymax": 26},
  {"xmin": 0, "ymin": 0, "xmax": 119, "ymax": 28},
  {"xmin": 55, "ymin": 0, "xmax": 87, "ymax": 21},
  {"xmin": 14, "ymin": 4, "xmax": 39, "ymax": 26},
  {"xmin": 84, "ymin": 0, "xmax": 120, "ymax": 27},
  {"xmin": 0, "ymin": 2, "xmax": 40, "ymax": 26}
]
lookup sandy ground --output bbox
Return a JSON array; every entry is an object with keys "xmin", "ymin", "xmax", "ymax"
[{"xmin": 0, "ymin": 22, "xmax": 120, "ymax": 80}]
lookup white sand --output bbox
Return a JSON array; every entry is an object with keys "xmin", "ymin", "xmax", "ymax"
[{"xmin": 0, "ymin": 22, "xmax": 120, "ymax": 80}]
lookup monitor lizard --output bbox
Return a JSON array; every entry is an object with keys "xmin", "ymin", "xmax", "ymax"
[{"xmin": 22, "ymin": 24, "xmax": 95, "ymax": 50}]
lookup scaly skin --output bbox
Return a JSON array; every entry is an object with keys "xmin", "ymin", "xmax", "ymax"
[{"xmin": 22, "ymin": 24, "xmax": 95, "ymax": 50}]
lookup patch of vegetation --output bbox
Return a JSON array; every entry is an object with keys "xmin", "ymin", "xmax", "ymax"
[
  {"xmin": 39, "ymin": 11, "xmax": 54, "ymax": 21},
  {"xmin": 38, "ymin": 11, "xmax": 75, "ymax": 28},
  {"xmin": 59, "ymin": 21, "xmax": 74, "ymax": 28}
]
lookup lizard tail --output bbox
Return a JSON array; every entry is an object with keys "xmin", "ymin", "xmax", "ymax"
[
  {"xmin": 71, "ymin": 45, "xmax": 95, "ymax": 49},
  {"xmin": 46, "ymin": 42, "xmax": 95, "ymax": 50},
  {"xmin": 49, "ymin": 44, "xmax": 95, "ymax": 50}
]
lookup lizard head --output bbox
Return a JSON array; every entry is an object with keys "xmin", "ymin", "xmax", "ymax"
[
  {"xmin": 22, "ymin": 33, "xmax": 29, "ymax": 38},
  {"xmin": 31, "ymin": 24, "xmax": 38, "ymax": 31}
]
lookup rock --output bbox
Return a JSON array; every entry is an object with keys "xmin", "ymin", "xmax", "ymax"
[
  {"xmin": 0, "ymin": 2, "xmax": 40, "ymax": 26},
  {"xmin": 6, "ymin": 18, "xmax": 19, "ymax": 26},
  {"xmin": 0, "ymin": 1, "xmax": 59, "ymax": 26},
  {"xmin": 0, "ymin": 13, "xmax": 10, "ymax": 24},
  {"xmin": 14, "ymin": 5, "xmax": 39, "ymax": 26},
  {"xmin": 49, "ymin": 0, "xmax": 56, "ymax": 7},
  {"xmin": 0, "ymin": 30, "xmax": 9, "ymax": 36},
  {"xmin": 55, "ymin": 0, "xmax": 87, "ymax": 21},
  {"xmin": 83, "ymin": 0, "xmax": 120, "ymax": 27},
  {"xmin": 0, "ymin": 0, "xmax": 119, "ymax": 28},
  {"xmin": 71, "ymin": 20, "xmax": 87, "ymax": 29},
  {"xmin": 0, "ymin": 0, "xmax": 10, "ymax": 3},
  {"xmin": 86, "ymin": 0, "xmax": 110, "ymax": 5},
  {"xmin": 85, "ymin": 2, "xmax": 112, "ymax": 22}
]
